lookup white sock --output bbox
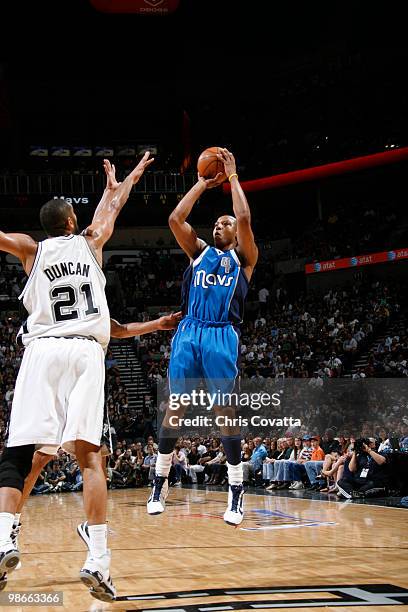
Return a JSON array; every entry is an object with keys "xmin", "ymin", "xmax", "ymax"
[
  {"xmin": 227, "ymin": 462, "xmax": 243, "ymax": 485},
  {"xmin": 0, "ymin": 512, "xmax": 15, "ymax": 547},
  {"xmin": 155, "ymin": 452, "xmax": 172, "ymax": 478},
  {"xmin": 88, "ymin": 524, "xmax": 108, "ymax": 558},
  {"xmin": 14, "ymin": 512, "xmax": 21, "ymax": 526}
]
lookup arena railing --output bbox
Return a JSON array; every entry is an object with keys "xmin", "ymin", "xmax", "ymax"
[{"xmin": 0, "ymin": 172, "xmax": 197, "ymax": 196}]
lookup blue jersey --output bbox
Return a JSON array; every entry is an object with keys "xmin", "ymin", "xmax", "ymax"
[
  {"xmin": 181, "ymin": 245, "xmax": 248, "ymax": 325},
  {"xmin": 170, "ymin": 245, "xmax": 250, "ymax": 396}
]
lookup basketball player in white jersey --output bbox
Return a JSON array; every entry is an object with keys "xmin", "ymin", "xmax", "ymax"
[
  {"xmin": 0, "ymin": 152, "xmax": 153, "ymax": 601},
  {"xmin": 0, "ymin": 310, "xmax": 181, "ymax": 593}
]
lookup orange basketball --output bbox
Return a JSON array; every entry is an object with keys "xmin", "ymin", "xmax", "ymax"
[{"xmin": 197, "ymin": 147, "xmax": 226, "ymax": 181}]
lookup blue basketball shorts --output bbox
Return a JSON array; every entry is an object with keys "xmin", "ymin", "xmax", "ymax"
[{"xmin": 168, "ymin": 316, "xmax": 240, "ymax": 397}]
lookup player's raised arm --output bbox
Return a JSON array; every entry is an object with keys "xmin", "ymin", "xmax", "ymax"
[
  {"xmin": 110, "ymin": 312, "xmax": 182, "ymax": 338},
  {"xmin": 217, "ymin": 148, "xmax": 258, "ymax": 278},
  {"xmin": 88, "ymin": 158, "xmax": 121, "ymax": 221},
  {"xmin": 85, "ymin": 153, "xmax": 154, "ymax": 251},
  {"xmin": 0, "ymin": 231, "xmax": 37, "ymax": 274},
  {"xmin": 168, "ymin": 173, "xmax": 224, "ymax": 259}
]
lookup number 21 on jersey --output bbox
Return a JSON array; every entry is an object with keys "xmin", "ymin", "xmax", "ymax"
[{"xmin": 50, "ymin": 283, "xmax": 99, "ymax": 322}]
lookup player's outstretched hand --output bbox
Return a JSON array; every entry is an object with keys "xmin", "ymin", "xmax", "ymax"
[
  {"xmin": 129, "ymin": 151, "xmax": 155, "ymax": 184},
  {"xmin": 216, "ymin": 148, "xmax": 237, "ymax": 178},
  {"xmin": 157, "ymin": 311, "xmax": 182, "ymax": 330},
  {"xmin": 103, "ymin": 159, "xmax": 120, "ymax": 190},
  {"xmin": 197, "ymin": 172, "xmax": 225, "ymax": 190}
]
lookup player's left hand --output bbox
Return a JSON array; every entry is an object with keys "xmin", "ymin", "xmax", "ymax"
[
  {"xmin": 103, "ymin": 159, "xmax": 121, "ymax": 190},
  {"xmin": 197, "ymin": 172, "xmax": 225, "ymax": 189},
  {"xmin": 158, "ymin": 311, "xmax": 182, "ymax": 330},
  {"xmin": 216, "ymin": 148, "xmax": 236, "ymax": 177}
]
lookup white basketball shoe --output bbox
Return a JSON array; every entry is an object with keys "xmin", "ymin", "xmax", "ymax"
[
  {"xmin": 147, "ymin": 476, "xmax": 169, "ymax": 515},
  {"xmin": 223, "ymin": 484, "xmax": 245, "ymax": 526}
]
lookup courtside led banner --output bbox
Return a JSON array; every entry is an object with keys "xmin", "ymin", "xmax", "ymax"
[{"xmin": 305, "ymin": 248, "xmax": 408, "ymax": 274}]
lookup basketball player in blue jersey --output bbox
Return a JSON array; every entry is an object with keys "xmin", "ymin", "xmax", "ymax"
[{"xmin": 148, "ymin": 148, "xmax": 258, "ymax": 525}]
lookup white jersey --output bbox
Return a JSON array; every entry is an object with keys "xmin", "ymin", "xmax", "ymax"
[{"xmin": 19, "ymin": 234, "xmax": 110, "ymax": 350}]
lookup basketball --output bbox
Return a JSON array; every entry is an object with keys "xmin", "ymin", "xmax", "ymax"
[{"xmin": 197, "ymin": 147, "xmax": 227, "ymax": 181}]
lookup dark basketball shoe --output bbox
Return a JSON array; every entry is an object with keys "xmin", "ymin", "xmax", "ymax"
[{"xmin": 147, "ymin": 476, "xmax": 169, "ymax": 515}]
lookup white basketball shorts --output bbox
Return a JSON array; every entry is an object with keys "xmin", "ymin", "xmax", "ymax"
[{"xmin": 7, "ymin": 337, "xmax": 105, "ymax": 454}]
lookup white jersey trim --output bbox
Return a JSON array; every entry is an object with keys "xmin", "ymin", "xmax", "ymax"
[
  {"xmin": 19, "ymin": 241, "xmax": 43, "ymax": 301},
  {"xmin": 192, "ymin": 245, "xmax": 210, "ymax": 268},
  {"xmin": 226, "ymin": 250, "xmax": 242, "ymax": 322},
  {"xmin": 230, "ymin": 248, "xmax": 241, "ymax": 267}
]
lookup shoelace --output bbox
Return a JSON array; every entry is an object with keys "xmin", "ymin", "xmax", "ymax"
[
  {"xmin": 230, "ymin": 486, "xmax": 243, "ymax": 512},
  {"xmin": 152, "ymin": 477, "xmax": 165, "ymax": 502}
]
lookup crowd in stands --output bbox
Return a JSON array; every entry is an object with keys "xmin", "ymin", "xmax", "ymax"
[
  {"xmin": 252, "ymin": 198, "xmax": 407, "ymax": 265},
  {"xmin": 287, "ymin": 201, "xmax": 407, "ymax": 264},
  {"xmin": 258, "ymin": 430, "xmax": 408, "ymax": 499},
  {"xmin": 0, "ymin": 317, "xmax": 23, "ymax": 455},
  {"xmin": 7, "ymin": 428, "xmax": 408, "ymax": 504},
  {"xmin": 0, "ymin": 264, "xmax": 26, "ymax": 301},
  {"xmin": 137, "ymin": 277, "xmax": 406, "ymax": 384},
  {"xmin": 104, "ymin": 253, "xmax": 186, "ymax": 317},
  {"xmin": 1, "ymin": 243, "xmax": 407, "ymax": 504}
]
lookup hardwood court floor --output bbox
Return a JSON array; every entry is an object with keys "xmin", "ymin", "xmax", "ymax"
[{"xmin": 4, "ymin": 487, "xmax": 408, "ymax": 612}]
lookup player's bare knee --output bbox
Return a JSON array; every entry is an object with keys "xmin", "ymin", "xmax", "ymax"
[
  {"xmin": 75, "ymin": 441, "xmax": 102, "ymax": 470},
  {"xmin": 32, "ymin": 451, "xmax": 52, "ymax": 470}
]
